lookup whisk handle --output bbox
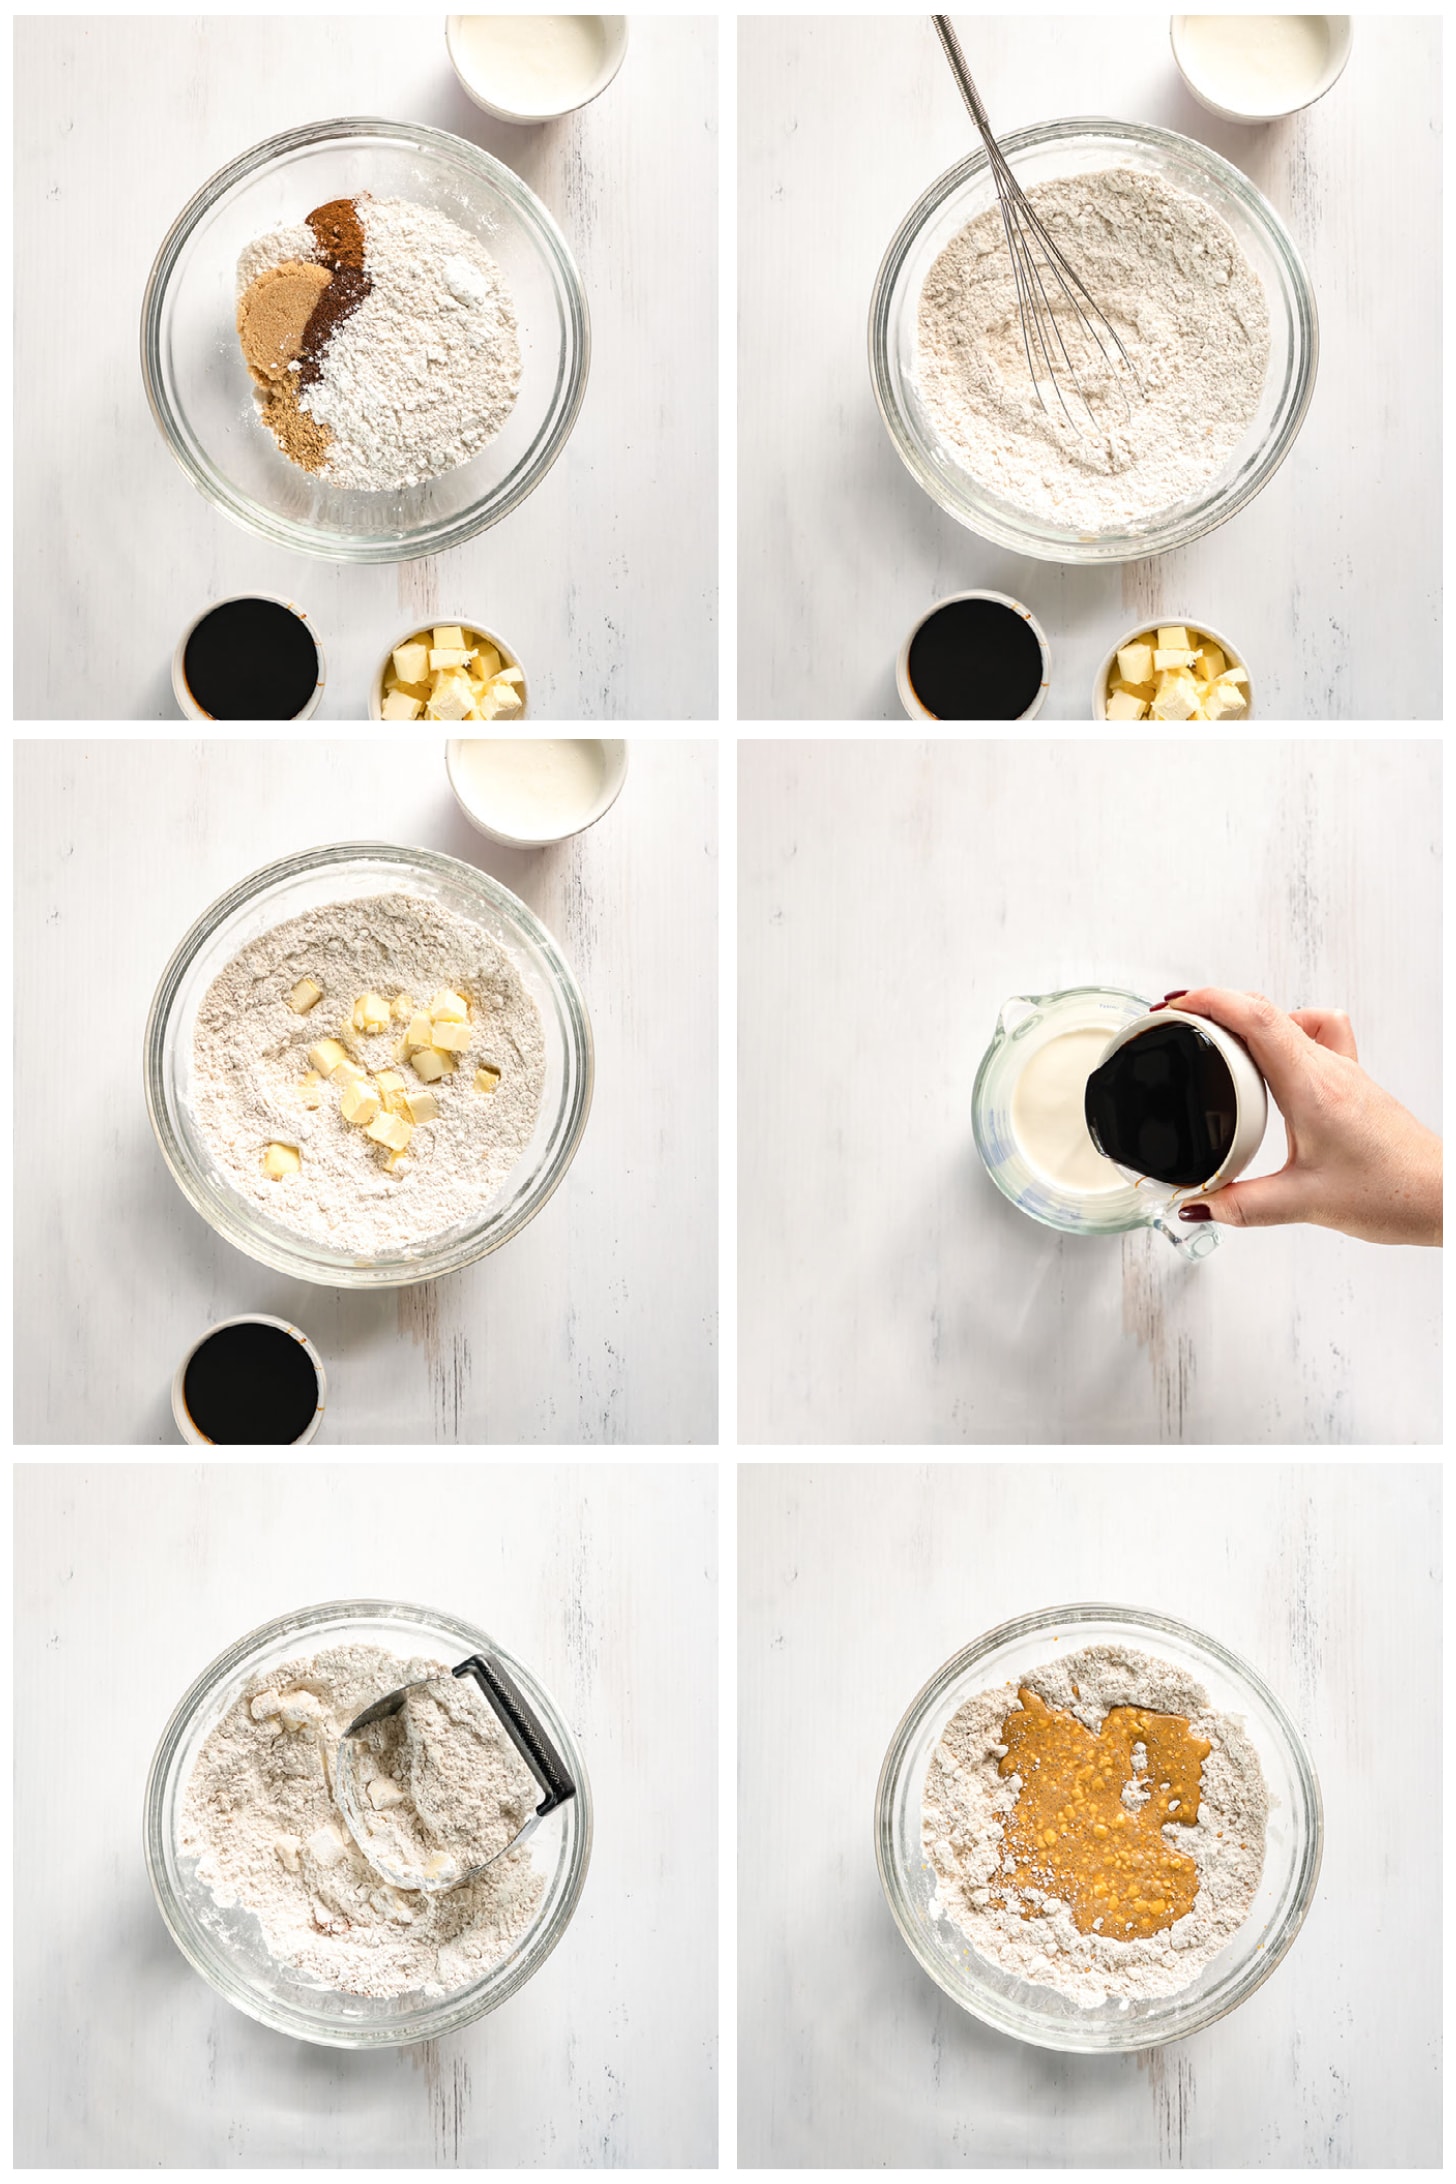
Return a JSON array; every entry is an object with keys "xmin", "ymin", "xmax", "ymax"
[{"xmin": 931, "ymin": 15, "xmax": 996, "ymax": 143}]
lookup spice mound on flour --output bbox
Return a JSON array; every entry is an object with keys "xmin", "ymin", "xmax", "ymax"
[
  {"xmin": 234, "ymin": 194, "xmax": 522, "ymax": 488},
  {"xmin": 191, "ymin": 890, "xmax": 546, "ymax": 1256},
  {"xmin": 180, "ymin": 1643, "xmax": 547, "ymax": 1999},
  {"xmin": 915, "ymin": 167, "xmax": 1271, "ymax": 532},
  {"xmin": 346, "ymin": 1675, "xmax": 539, "ymax": 1887},
  {"xmin": 922, "ymin": 1643, "xmax": 1268, "ymax": 2008}
]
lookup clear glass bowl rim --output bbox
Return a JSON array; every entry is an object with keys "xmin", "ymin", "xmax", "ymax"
[
  {"xmin": 868, "ymin": 117, "xmax": 1320, "ymax": 562},
  {"xmin": 139, "ymin": 116, "xmax": 591, "ymax": 563},
  {"xmin": 143, "ymin": 840, "xmax": 594, "ymax": 1288},
  {"xmin": 874, "ymin": 1600, "xmax": 1324, "ymax": 2053},
  {"xmin": 143, "ymin": 1596, "xmax": 593, "ymax": 2048}
]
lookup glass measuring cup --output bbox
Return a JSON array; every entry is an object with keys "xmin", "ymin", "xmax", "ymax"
[{"xmin": 972, "ymin": 987, "xmax": 1220, "ymax": 1261}]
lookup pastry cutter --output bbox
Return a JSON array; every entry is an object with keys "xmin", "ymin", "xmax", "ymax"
[{"xmin": 335, "ymin": 1651, "xmax": 575, "ymax": 1893}]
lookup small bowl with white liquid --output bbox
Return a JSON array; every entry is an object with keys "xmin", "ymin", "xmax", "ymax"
[
  {"xmin": 446, "ymin": 16, "xmax": 629, "ymax": 125},
  {"xmin": 1171, "ymin": 16, "xmax": 1353, "ymax": 124},
  {"xmin": 447, "ymin": 738, "xmax": 629, "ymax": 847}
]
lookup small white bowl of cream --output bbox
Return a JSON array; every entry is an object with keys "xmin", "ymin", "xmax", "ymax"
[
  {"xmin": 447, "ymin": 738, "xmax": 628, "ymax": 846},
  {"xmin": 1171, "ymin": 16, "xmax": 1352, "ymax": 123},
  {"xmin": 446, "ymin": 16, "xmax": 629, "ymax": 124}
]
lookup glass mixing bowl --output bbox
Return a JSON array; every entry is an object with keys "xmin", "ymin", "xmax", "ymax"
[
  {"xmin": 145, "ymin": 1599, "xmax": 591, "ymax": 2048},
  {"xmin": 869, "ymin": 120, "xmax": 1318, "ymax": 561},
  {"xmin": 141, "ymin": 119, "xmax": 589, "ymax": 561},
  {"xmin": 876, "ymin": 1603, "xmax": 1322, "ymax": 2053},
  {"xmin": 144, "ymin": 843, "xmax": 593, "ymax": 1287}
]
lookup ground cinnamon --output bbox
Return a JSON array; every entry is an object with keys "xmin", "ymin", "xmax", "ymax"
[{"xmin": 295, "ymin": 197, "xmax": 373, "ymax": 389}]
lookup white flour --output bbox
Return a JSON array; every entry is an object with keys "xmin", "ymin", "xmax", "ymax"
[
  {"xmin": 348, "ymin": 1673, "xmax": 539, "ymax": 1884},
  {"xmin": 304, "ymin": 197, "xmax": 522, "ymax": 490},
  {"xmin": 180, "ymin": 1643, "xmax": 547, "ymax": 1999},
  {"xmin": 915, "ymin": 166, "xmax": 1270, "ymax": 531},
  {"xmin": 923, "ymin": 1643, "xmax": 1268, "ymax": 2007},
  {"xmin": 191, "ymin": 891, "xmax": 546, "ymax": 1256}
]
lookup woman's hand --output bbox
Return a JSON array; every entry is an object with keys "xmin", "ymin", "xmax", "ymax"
[{"xmin": 1156, "ymin": 988, "xmax": 1442, "ymax": 1246}]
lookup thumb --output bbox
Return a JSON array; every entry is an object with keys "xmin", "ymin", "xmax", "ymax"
[{"xmin": 1191, "ymin": 1169, "xmax": 1309, "ymax": 1230}]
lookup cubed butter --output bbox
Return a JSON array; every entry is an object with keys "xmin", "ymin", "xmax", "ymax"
[
  {"xmin": 376, "ymin": 1069, "xmax": 409, "ymax": 1115},
  {"xmin": 405, "ymin": 1012, "xmax": 435, "ymax": 1053},
  {"xmin": 392, "ymin": 993, "xmax": 415, "ymax": 1021},
  {"xmin": 411, "ymin": 1046, "xmax": 448, "ymax": 1084},
  {"xmin": 297, "ymin": 1070, "xmax": 323, "ymax": 1111},
  {"xmin": 1156, "ymin": 626, "xmax": 1192, "ymax": 654},
  {"xmin": 431, "ymin": 989, "xmax": 470, "ymax": 1021},
  {"xmin": 475, "ymin": 1065, "xmax": 502, "ymax": 1094},
  {"xmin": 432, "ymin": 625, "xmax": 466, "ymax": 651},
  {"xmin": 1116, "ymin": 642, "xmax": 1154, "ymax": 687},
  {"xmin": 404, "ymin": 1088, "xmax": 440, "ymax": 1124},
  {"xmin": 263, "ymin": 1142, "xmax": 301, "ymax": 1179},
  {"xmin": 475, "ymin": 643, "xmax": 502, "ymax": 679},
  {"xmin": 431, "ymin": 1018, "xmax": 472, "ymax": 1052},
  {"xmin": 495, "ymin": 666, "xmax": 525, "ymax": 686},
  {"xmin": 1149, "ymin": 670, "xmax": 1201, "ymax": 722},
  {"xmin": 308, "ymin": 1037, "xmax": 349, "ymax": 1079},
  {"xmin": 366, "ymin": 1111, "xmax": 413, "ymax": 1152},
  {"xmin": 356, "ymin": 991, "xmax": 392, "ymax": 1031},
  {"xmin": 1105, "ymin": 691, "xmax": 1148, "ymax": 721},
  {"xmin": 1153, "ymin": 647, "xmax": 1197, "ymax": 673},
  {"xmin": 381, "ymin": 690, "xmax": 423, "ymax": 722},
  {"xmin": 1220, "ymin": 664, "xmax": 1249, "ymax": 685},
  {"xmin": 426, "ymin": 681, "xmax": 474, "ymax": 724},
  {"xmin": 429, "ymin": 647, "xmax": 474, "ymax": 673},
  {"xmin": 487, "ymin": 675, "xmax": 523, "ymax": 713},
  {"xmin": 340, "ymin": 1077, "xmax": 381, "ymax": 1127},
  {"xmin": 289, "ymin": 978, "xmax": 323, "ymax": 1014},
  {"xmin": 1194, "ymin": 643, "xmax": 1226, "ymax": 681},
  {"xmin": 392, "ymin": 641, "xmax": 430, "ymax": 685},
  {"xmin": 329, "ymin": 1057, "xmax": 368, "ymax": 1088}
]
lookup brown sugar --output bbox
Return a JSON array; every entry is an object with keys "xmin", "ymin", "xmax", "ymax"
[
  {"xmin": 996, "ymin": 1686, "xmax": 1210, "ymax": 1939},
  {"xmin": 257, "ymin": 373, "xmax": 332, "ymax": 475},
  {"xmin": 236, "ymin": 261, "xmax": 334, "ymax": 385}
]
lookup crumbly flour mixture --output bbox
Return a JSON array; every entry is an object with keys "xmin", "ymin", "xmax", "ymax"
[
  {"xmin": 180, "ymin": 1643, "xmax": 546, "ymax": 1999},
  {"xmin": 236, "ymin": 195, "xmax": 521, "ymax": 489},
  {"xmin": 348, "ymin": 1674, "xmax": 538, "ymax": 1884},
  {"xmin": 192, "ymin": 891, "xmax": 545, "ymax": 1256},
  {"xmin": 915, "ymin": 167, "xmax": 1270, "ymax": 531},
  {"xmin": 923, "ymin": 1643, "xmax": 1267, "ymax": 2007}
]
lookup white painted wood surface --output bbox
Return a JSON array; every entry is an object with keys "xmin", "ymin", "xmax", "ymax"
[
  {"xmin": 15, "ymin": 739, "xmax": 717, "ymax": 1444},
  {"xmin": 738, "ymin": 16, "xmax": 1440, "ymax": 720},
  {"xmin": 14, "ymin": 1461, "xmax": 717, "ymax": 2167},
  {"xmin": 739, "ymin": 740, "xmax": 1441, "ymax": 1443},
  {"xmin": 14, "ymin": 15, "xmax": 717, "ymax": 721},
  {"xmin": 739, "ymin": 1461, "xmax": 1441, "ymax": 2167}
]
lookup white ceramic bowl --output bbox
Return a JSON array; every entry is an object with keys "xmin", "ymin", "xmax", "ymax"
[
  {"xmin": 897, "ymin": 590, "xmax": 1050, "ymax": 721},
  {"xmin": 447, "ymin": 738, "xmax": 629, "ymax": 846},
  {"xmin": 446, "ymin": 15, "xmax": 629, "ymax": 124},
  {"xmin": 1093, "ymin": 616, "xmax": 1254, "ymax": 721},
  {"xmin": 370, "ymin": 618, "xmax": 527, "ymax": 721},
  {"xmin": 1091, "ymin": 1008, "xmax": 1269, "ymax": 1193},
  {"xmin": 173, "ymin": 592, "xmax": 325, "ymax": 721},
  {"xmin": 1171, "ymin": 16, "xmax": 1353, "ymax": 123},
  {"xmin": 171, "ymin": 1313, "xmax": 326, "ymax": 1445}
]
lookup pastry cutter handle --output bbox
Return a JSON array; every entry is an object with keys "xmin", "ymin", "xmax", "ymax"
[{"xmin": 453, "ymin": 1653, "xmax": 575, "ymax": 1817}]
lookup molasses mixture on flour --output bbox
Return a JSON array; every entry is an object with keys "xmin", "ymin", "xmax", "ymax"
[
  {"xmin": 181, "ymin": 1643, "xmax": 545, "ymax": 1999},
  {"xmin": 235, "ymin": 194, "xmax": 521, "ymax": 489},
  {"xmin": 923, "ymin": 1643, "xmax": 1267, "ymax": 2007},
  {"xmin": 915, "ymin": 166, "xmax": 1270, "ymax": 532},
  {"xmin": 191, "ymin": 890, "xmax": 546, "ymax": 1256}
]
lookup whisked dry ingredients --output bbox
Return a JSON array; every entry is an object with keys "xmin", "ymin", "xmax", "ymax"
[
  {"xmin": 915, "ymin": 167, "xmax": 1271, "ymax": 532},
  {"xmin": 235, "ymin": 194, "xmax": 521, "ymax": 489},
  {"xmin": 191, "ymin": 891, "xmax": 545, "ymax": 1256},
  {"xmin": 348, "ymin": 1675, "xmax": 538, "ymax": 1883},
  {"xmin": 923, "ymin": 1642, "xmax": 1268, "ymax": 2008},
  {"xmin": 181, "ymin": 1643, "xmax": 546, "ymax": 1999}
]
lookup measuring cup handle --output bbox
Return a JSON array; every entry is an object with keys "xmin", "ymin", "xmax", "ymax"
[
  {"xmin": 1148, "ymin": 1207, "xmax": 1220, "ymax": 1262},
  {"xmin": 454, "ymin": 1653, "xmax": 576, "ymax": 1816}
]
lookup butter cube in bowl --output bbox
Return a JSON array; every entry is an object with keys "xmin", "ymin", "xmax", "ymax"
[
  {"xmin": 1093, "ymin": 618, "xmax": 1254, "ymax": 722},
  {"xmin": 371, "ymin": 619, "xmax": 527, "ymax": 722}
]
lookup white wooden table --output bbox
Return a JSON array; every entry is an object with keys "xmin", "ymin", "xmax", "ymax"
[
  {"xmin": 14, "ymin": 15, "xmax": 717, "ymax": 721},
  {"xmin": 14, "ymin": 1460, "xmax": 717, "ymax": 2168},
  {"xmin": 738, "ymin": 15, "xmax": 1440, "ymax": 720},
  {"xmin": 739, "ymin": 740, "xmax": 1441, "ymax": 1443},
  {"xmin": 739, "ymin": 1461, "xmax": 1441, "ymax": 2167},
  {"xmin": 15, "ymin": 738, "xmax": 717, "ymax": 1445}
]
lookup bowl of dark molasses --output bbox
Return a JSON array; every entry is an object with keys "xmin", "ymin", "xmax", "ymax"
[
  {"xmin": 897, "ymin": 591, "xmax": 1049, "ymax": 721},
  {"xmin": 173, "ymin": 1313, "xmax": 326, "ymax": 1444},
  {"xmin": 173, "ymin": 594, "xmax": 326, "ymax": 720}
]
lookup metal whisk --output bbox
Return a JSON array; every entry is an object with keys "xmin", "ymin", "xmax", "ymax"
[{"xmin": 931, "ymin": 15, "xmax": 1141, "ymax": 437}]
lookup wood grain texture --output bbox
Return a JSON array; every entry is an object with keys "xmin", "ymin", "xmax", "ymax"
[
  {"xmin": 739, "ymin": 740, "xmax": 1441, "ymax": 1444},
  {"xmin": 14, "ymin": 1460, "xmax": 717, "ymax": 2169},
  {"xmin": 14, "ymin": 15, "xmax": 717, "ymax": 720},
  {"xmin": 737, "ymin": 15, "xmax": 1440, "ymax": 720},
  {"xmin": 14, "ymin": 739, "xmax": 717, "ymax": 1445},
  {"xmin": 738, "ymin": 1462, "xmax": 1441, "ymax": 2167}
]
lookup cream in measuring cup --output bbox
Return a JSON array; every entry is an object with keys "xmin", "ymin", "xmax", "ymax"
[{"xmin": 1008, "ymin": 1026, "xmax": 1125, "ymax": 1198}]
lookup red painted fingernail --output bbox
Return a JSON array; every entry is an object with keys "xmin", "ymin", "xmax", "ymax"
[
  {"xmin": 1178, "ymin": 1203, "xmax": 1213, "ymax": 1222},
  {"xmin": 1162, "ymin": 989, "xmax": 1188, "ymax": 1001}
]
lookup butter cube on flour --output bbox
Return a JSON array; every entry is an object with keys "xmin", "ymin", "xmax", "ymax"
[
  {"xmin": 431, "ymin": 990, "xmax": 469, "ymax": 1021},
  {"xmin": 375, "ymin": 1069, "xmax": 409, "ymax": 1115},
  {"xmin": 404, "ymin": 1087, "xmax": 440, "ymax": 1124},
  {"xmin": 340, "ymin": 1077, "xmax": 380, "ymax": 1127},
  {"xmin": 366, "ymin": 1111, "xmax": 412, "ymax": 1152},
  {"xmin": 431, "ymin": 1018, "xmax": 472, "ymax": 1053},
  {"xmin": 308, "ymin": 1037, "xmax": 349, "ymax": 1079},
  {"xmin": 411, "ymin": 1046, "xmax": 448, "ymax": 1084},
  {"xmin": 475, "ymin": 1065, "xmax": 502, "ymax": 1094},
  {"xmin": 263, "ymin": 1142, "xmax": 301, "ymax": 1179},
  {"xmin": 289, "ymin": 978, "xmax": 323, "ymax": 1014}
]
